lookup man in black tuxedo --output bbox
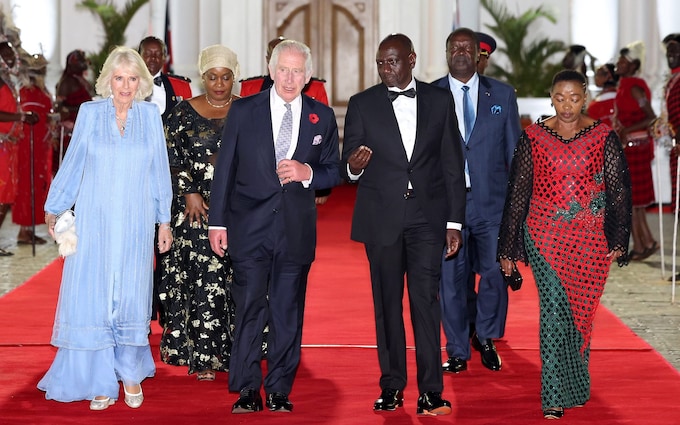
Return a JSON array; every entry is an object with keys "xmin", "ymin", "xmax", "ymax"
[
  {"xmin": 341, "ymin": 33, "xmax": 465, "ymax": 416},
  {"xmin": 138, "ymin": 36, "xmax": 192, "ymax": 124},
  {"xmin": 138, "ymin": 35, "xmax": 193, "ymax": 327},
  {"xmin": 209, "ymin": 40, "xmax": 340, "ymax": 414}
]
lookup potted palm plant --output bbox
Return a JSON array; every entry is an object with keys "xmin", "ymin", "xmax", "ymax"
[
  {"xmin": 480, "ymin": 0, "xmax": 565, "ymax": 123},
  {"xmin": 481, "ymin": 0, "xmax": 565, "ymax": 97}
]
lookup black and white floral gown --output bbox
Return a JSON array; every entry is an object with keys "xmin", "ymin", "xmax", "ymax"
[{"xmin": 159, "ymin": 101, "xmax": 234, "ymax": 374}]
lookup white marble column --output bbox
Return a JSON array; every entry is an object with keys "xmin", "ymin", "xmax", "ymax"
[
  {"xmin": 219, "ymin": 0, "xmax": 263, "ymax": 93},
  {"xmin": 571, "ymin": 0, "xmax": 618, "ymax": 66},
  {"xmin": 457, "ymin": 0, "xmax": 479, "ymax": 30},
  {"xmin": 420, "ymin": 0, "xmax": 456, "ymax": 82},
  {"xmin": 618, "ymin": 0, "xmax": 661, "ymax": 87},
  {"xmin": 170, "ymin": 0, "xmax": 200, "ymax": 82},
  {"xmin": 10, "ymin": 0, "xmax": 60, "ymax": 90},
  {"xmin": 147, "ymin": 0, "xmax": 166, "ymax": 39}
]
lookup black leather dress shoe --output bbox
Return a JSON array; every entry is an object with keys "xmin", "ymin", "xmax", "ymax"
[
  {"xmin": 472, "ymin": 337, "xmax": 502, "ymax": 371},
  {"xmin": 232, "ymin": 388, "xmax": 263, "ymax": 414},
  {"xmin": 416, "ymin": 392, "xmax": 451, "ymax": 416},
  {"xmin": 266, "ymin": 392, "xmax": 293, "ymax": 412},
  {"xmin": 442, "ymin": 356, "xmax": 467, "ymax": 373},
  {"xmin": 373, "ymin": 388, "xmax": 403, "ymax": 411}
]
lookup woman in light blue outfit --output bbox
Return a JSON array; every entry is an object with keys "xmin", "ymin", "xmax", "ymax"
[{"xmin": 38, "ymin": 46, "xmax": 173, "ymax": 411}]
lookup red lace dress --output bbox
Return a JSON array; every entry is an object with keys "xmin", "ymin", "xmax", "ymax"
[
  {"xmin": 498, "ymin": 121, "xmax": 631, "ymax": 410},
  {"xmin": 615, "ymin": 76, "xmax": 655, "ymax": 207}
]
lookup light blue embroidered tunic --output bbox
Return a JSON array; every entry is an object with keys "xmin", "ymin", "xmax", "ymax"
[{"xmin": 43, "ymin": 98, "xmax": 172, "ymax": 350}]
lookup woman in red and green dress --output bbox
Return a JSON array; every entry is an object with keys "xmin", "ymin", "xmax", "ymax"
[{"xmin": 498, "ymin": 70, "xmax": 631, "ymax": 420}]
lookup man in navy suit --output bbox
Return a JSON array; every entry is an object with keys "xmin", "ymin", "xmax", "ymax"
[
  {"xmin": 432, "ymin": 28, "xmax": 521, "ymax": 373},
  {"xmin": 208, "ymin": 40, "xmax": 340, "ymax": 414},
  {"xmin": 342, "ymin": 33, "xmax": 465, "ymax": 416}
]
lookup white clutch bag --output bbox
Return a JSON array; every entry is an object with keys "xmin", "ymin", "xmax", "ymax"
[{"xmin": 54, "ymin": 210, "xmax": 77, "ymax": 257}]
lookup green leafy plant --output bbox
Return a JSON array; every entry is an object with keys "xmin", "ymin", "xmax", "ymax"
[
  {"xmin": 481, "ymin": 0, "xmax": 565, "ymax": 97},
  {"xmin": 77, "ymin": 0, "xmax": 149, "ymax": 80}
]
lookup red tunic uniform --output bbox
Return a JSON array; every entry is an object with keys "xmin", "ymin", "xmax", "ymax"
[
  {"xmin": 240, "ymin": 75, "xmax": 329, "ymax": 105},
  {"xmin": 0, "ymin": 83, "xmax": 20, "ymax": 204},
  {"xmin": 13, "ymin": 85, "xmax": 54, "ymax": 225},
  {"xmin": 166, "ymin": 74, "xmax": 193, "ymax": 102},
  {"xmin": 586, "ymin": 90, "xmax": 616, "ymax": 127},
  {"xmin": 615, "ymin": 77, "xmax": 655, "ymax": 207},
  {"xmin": 664, "ymin": 70, "xmax": 680, "ymax": 206}
]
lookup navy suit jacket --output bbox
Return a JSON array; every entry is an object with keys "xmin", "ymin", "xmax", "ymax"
[
  {"xmin": 432, "ymin": 74, "xmax": 521, "ymax": 222},
  {"xmin": 209, "ymin": 89, "xmax": 340, "ymax": 263},
  {"xmin": 341, "ymin": 80, "xmax": 466, "ymax": 246}
]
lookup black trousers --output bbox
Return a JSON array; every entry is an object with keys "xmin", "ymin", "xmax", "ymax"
[
  {"xmin": 365, "ymin": 198, "xmax": 444, "ymax": 394},
  {"xmin": 228, "ymin": 249, "xmax": 310, "ymax": 395}
]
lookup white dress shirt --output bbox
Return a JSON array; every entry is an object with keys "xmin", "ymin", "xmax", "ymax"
[
  {"xmin": 270, "ymin": 88, "xmax": 312, "ymax": 186},
  {"xmin": 388, "ymin": 78, "xmax": 418, "ymax": 163},
  {"xmin": 149, "ymin": 71, "xmax": 167, "ymax": 114}
]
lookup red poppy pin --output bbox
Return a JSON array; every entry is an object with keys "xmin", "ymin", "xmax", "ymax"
[{"xmin": 309, "ymin": 113, "xmax": 319, "ymax": 124}]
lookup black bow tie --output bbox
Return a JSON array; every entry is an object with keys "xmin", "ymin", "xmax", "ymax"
[
  {"xmin": 153, "ymin": 76, "xmax": 162, "ymax": 87},
  {"xmin": 387, "ymin": 88, "xmax": 416, "ymax": 102}
]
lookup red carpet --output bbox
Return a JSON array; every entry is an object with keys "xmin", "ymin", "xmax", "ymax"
[{"xmin": 2, "ymin": 183, "xmax": 680, "ymax": 424}]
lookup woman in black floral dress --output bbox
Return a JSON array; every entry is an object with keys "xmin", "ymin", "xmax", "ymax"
[{"xmin": 159, "ymin": 45, "xmax": 240, "ymax": 381}]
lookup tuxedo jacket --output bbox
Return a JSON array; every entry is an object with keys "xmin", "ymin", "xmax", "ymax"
[
  {"xmin": 431, "ymin": 74, "xmax": 521, "ymax": 222},
  {"xmin": 240, "ymin": 75, "xmax": 329, "ymax": 105},
  {"xmin": 341, "ymin": 80, "xmax": 466, "ymax": 246},
  {"xmin": 160, "ymin": 73, "xmax": 192, "ymax": 123},
  {"xmin": 209, "ymin": 89, "xmax": 340, "ymax": 263}
]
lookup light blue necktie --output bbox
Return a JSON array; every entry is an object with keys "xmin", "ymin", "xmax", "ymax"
[
  {"xmin": 462, "ymin": 85, "xmax": 475, "ymax": 189},
  {"xmin": 462, "ymin": 85, "xmax": 475, "ymax": 142},
  {"xmin": 275, "ymin": 103, "xmax": 292, "ymax": 165}
]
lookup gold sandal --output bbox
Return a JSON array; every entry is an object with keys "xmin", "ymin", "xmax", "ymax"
[{"xmin": 197, "ymin": 370, "xmax": 215, "ymax": 381}]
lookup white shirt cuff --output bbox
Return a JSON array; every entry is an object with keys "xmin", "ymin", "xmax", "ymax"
[
  {"xmin": 347, "ymin": 164, "xmax": 363, "ymax": 180},
  {"xmin": 302, "ymin": 163, "xmax": 313, "ymax": 188}
]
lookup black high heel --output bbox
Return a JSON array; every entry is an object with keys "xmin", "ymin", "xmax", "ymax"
[{"xmin": 543, "ymin": 408, "xmax": 564, "ymax": 419}]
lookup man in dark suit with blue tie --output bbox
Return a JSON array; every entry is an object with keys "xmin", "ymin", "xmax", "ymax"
[
  {"xmin": 208, "ymin": 40, "xmax": 340, "ymax": 414},
  {"xmin": 432, "ymin": 28, "xmax": 521, "ymax": 374},
  {"xmin": 342, "ymin": 33, "xmax": 465, "ymax": 416}
]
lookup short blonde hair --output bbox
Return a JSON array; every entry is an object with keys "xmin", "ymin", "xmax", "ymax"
[{"xmin": 95, "ymin": 46, "xmax": 153, "ymax": 100}]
